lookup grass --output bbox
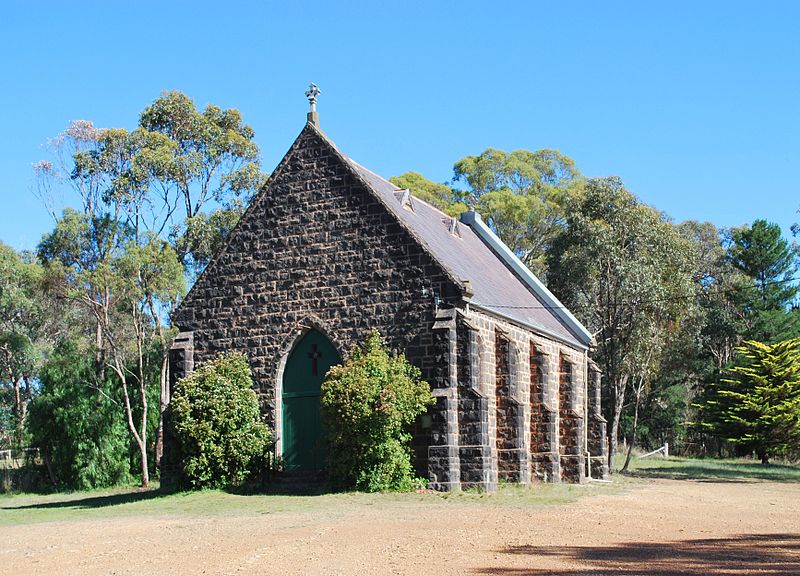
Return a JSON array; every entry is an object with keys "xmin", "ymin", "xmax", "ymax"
[
  {"xmin": 0, "ymin": 478, "xmax": 620, "ymax": 528},
  {"xmin": 618, "ymin": 454, "xmax": 800, "ymax": 483},
  {"xmin": 9, "ymin": 456, "xmax": 795, "ymax": 529}
]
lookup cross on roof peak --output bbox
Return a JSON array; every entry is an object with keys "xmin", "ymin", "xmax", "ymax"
[
  {"xmin": 305, "ymin": 83, "xmax": 321, "ymax": 126},
  {"xmin": 305, "ymin": 83, "xmax": 321, "ymax": 111}
]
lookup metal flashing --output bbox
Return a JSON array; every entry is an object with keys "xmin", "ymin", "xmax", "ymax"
[{"xmin": 460, "ymin": 210, "xmax": 593, "ymax": 348}]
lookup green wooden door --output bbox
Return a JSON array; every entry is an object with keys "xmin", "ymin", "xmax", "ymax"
[{"xmin": 282, "ymin": 330, "xmax": 340, "ymax": 471}]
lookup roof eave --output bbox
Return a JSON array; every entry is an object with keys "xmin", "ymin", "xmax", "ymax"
[{"xmin": 466, "ymin": 302, "xmax": 589, "ymax": 351}]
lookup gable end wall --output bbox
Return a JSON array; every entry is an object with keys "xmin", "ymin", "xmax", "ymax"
[{"xmin": 172, "ymin": 126, "xmax": 460, "ymax": 453}]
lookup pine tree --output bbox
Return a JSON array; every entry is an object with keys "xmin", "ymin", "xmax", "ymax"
[
  {"xmin": 728, "ymin": 219, "xmax": 799, "ymax": 342},
  {"xmin": 700, "ymin": 338, "xmax": 800, "ymax": 463}
]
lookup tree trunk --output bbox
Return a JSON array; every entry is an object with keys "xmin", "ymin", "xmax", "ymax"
[
  {"xmin": 41, "ymin": 446, "xmax": 57, "ymax": 487},
  {"xmin": 13, "ymin": 377, "xmax": 22, "ymax": 446},
  {"xmin": 620, "ymin": 385, "xmax": 642, "ymax": 473},
  {"xmin": 139, "ymin": 439, "xmax": 150, "ymax": 487},
  {"xmin": 20, "ymin": 375, "xmax": 31, "ymax": 423},
  {"xmin": 148, "ymin": 295, "xmax": 170, "ymax": 473},
  {"xmin": 155, "ymin": 355, "xmax": 169, "ymax": 471},
  {"xmin": 607, "ymin": 374, "xmax": 629, "ymax": 471},
  {"xmin": 115, "ymin": 357, "xmax": 150, "ymax": 489},
  {"xmin": 135, "ymin": 307, "xmax": 149, "ymax": 488}
]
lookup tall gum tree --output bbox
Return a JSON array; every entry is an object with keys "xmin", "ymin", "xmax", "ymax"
[
  {"xmin": 547, "ymin": 177, "xmax": 695, "ymax": 469},
  {"xmin": 34, "ymin": 91, "xmax": 264, "ymax": 483},
  {"xmin": 452, "ymin": 148, "xmax": 582, "ymax": 277},
  {"xmin": 0, "ymin": 243, "xmax": 57, "ymax": 447}
]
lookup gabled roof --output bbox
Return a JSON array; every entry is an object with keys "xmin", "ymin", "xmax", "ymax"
[
  {"xmin": 176, "ymin": 120, "xmax": 592, "ymax": 350},
  {"xmin": 343, "ymin": 156, "xmax": 592, "ymax": 349}
]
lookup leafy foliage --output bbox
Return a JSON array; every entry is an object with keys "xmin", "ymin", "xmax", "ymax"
[
  {"xmin": 453, "ymin": 148, "xmax": 579, "ymax": 201},
  {"xmin": 137, "ymin": 91, "xmax": 267, "ymax": 274},
  {"xmin": 38, "ymin": 208, "xmax": 185, "ymax": 487},
  {"xmin": 678, "ymin": 220, "xmax": 753, "ymax": 370},
  {"xmin": 728, "ymin": 219, "xmax": 799, "ymax": 343},
  {"xmin": 698, "ymin": 338, "xmax": 800, "ymax": 463},
  {"xmin": 321, "ymin": 332, "xmax": 433, "ymax": 492},
  {"xmin": 170, "ymin": 200, "xmax": 245, "ymax": 278},
  {"xmin": 31, "ymin": 89, "xmax": 262, "ymax": 487},
  {"xmin": 168, "ymin": 353, "xmax": 271, "ymax": 489},
  {"xmin": 27, "ymin": 341, "xmax": 131, "ymax": 489},
  {"xmin": 453, "ymin": 148, "xmax": 582, "ymax": 276},
  {"xmin": 548, "ymin": 177, "xmax": 696, "ymax": 466},
  {"xmin": 729, "ymin": 219, "xmax": 797, "ymax": 311},
  {"xmin": 42, "ymin": 93, "xmax": 267, "ymax": 279},
  {"xmin": 0, "ymin": 243, "xmax": 55, "ymax": 443}
]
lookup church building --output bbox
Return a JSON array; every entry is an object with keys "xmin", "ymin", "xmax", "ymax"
[{"xmin": 168, "ymin": 87, "xmax": 609, "ymax": 491}]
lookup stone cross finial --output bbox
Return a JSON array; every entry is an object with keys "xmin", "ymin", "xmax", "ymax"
[{"xmin": 305, "ymin": 83, "xmax": 321, "ymax": 112}]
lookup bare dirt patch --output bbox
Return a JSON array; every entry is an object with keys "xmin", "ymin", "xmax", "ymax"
[{"xmin": 2, "ymin": 478, "xmax": 799, "ymax": 575}]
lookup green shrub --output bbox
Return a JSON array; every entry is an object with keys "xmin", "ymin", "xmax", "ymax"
[
  {"xmin": 168, "ymin": 353, "xmax": 271, "ymax": 489},
  {"xmin": 27, "ymin": 340, "xmax": 131, "ymax": 490},
  {"xmin": 321, "ymin": 331, "xmax": 433, "ymax": 491}
]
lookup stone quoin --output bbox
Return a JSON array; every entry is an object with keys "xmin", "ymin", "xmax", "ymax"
[{"xmin": 166, "ymin": 87, "xmax": 609, "ymax": 491}]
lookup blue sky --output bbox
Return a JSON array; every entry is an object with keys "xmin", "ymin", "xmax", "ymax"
[{"xmin": 1, "ymin": 1, "xmax": 798, "ymax": 251}]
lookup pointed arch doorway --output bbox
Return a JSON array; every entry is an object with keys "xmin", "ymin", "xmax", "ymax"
[{"xmin": 281, "ymin": 330, "xmax": 341, "ymax": 471}]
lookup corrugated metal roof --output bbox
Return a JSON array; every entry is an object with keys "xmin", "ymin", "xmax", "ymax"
[{"xmin": 346, "ymin": 158, "xmax": 588, "ymax": 348}]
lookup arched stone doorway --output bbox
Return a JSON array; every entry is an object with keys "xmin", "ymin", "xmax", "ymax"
[{"xmin": 281, "ymin": 329, "xmax": 340, "ymax": 471}]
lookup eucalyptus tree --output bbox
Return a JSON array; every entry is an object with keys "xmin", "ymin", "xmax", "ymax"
[
  {"xmin": 452, "ymin": 148, "xmax": 582, "ymax": 276},
  {"xmin": 676, "ymin": 220, "xmax": 753, "ymax": 370},
  {"xmin": 36, "ymin": 91, "xmax": 266, "ymax": 268},
  {"xmin": 32, "ymin": 91, "xmax": 263, "ymax": 483},
  {"xmin": 137, "ymin": 91, "xmax": 267, "ymax": 276},
  {"xmin": 110, "ymin": 234, "xmax": 184, "ymax": 484},
  {"xmin": 548, "ymin": 177, "xmax": 696, "ymax": 468},
  {"xmin": 38, "ymin": 211, "xmax": 183, "ymax": 486},
  {"xmin": 0, "ymin": 244, "xmax": 51, "ymax": 448}
]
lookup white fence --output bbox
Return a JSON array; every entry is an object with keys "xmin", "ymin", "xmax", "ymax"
[
  {"xmin": 638, "ymin": 442, "xmax": 669, "ymax": 459},
  {"xmin": 0, "ymin": 448, "xmax": 40, "ymax": 463}
]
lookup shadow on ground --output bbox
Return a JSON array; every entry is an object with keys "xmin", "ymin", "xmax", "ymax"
[
  {"xmin": 0, "ymin": 488, "xmax": 166, "ymax": 510},
  {"xmin": 478, "ymin": 533, "xmax": 800, "ymax": 575},
  {"xmin": 227, "ymin": 483, "xmax": 330, "ymax": 497},
  {"xmin": 1, "ymin": 478, "xmax": 331, "ymax": 512}
]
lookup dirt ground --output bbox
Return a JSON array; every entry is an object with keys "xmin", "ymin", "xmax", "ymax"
[{"xmin": 2, "ymin": 477, "xmax": 799, "ymax": 576}]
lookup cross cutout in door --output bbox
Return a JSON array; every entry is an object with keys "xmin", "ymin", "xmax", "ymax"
[{"xmin": 307, "ymin": 344, "xmax": 322, "ymax": 376}]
